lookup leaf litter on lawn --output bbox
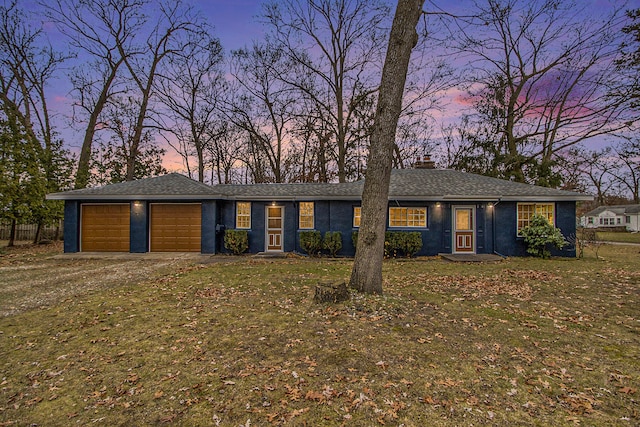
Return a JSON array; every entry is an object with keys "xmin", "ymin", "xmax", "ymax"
[{"xmin": 0, "ymin": 245, "xmax": 638, "ymax": 426}]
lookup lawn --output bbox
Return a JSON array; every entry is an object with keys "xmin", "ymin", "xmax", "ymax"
[
  {"xmin": 0, "ymin": 244, "xmax": 638, "ymax": 426},
  {"xmin": 596, "ymin": 231, "xmax": 640, "ymax": 244}
]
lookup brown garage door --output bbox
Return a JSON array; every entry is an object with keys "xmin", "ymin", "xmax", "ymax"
[
  {"xmin": 150, "ymin": 203, "xmax": 201, "ymax": 252},
  {"xmin": 81, "ymin": 204, "xmax": 130, "ymax": 252}
]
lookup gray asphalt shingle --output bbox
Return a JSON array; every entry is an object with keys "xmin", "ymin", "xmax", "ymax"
[
  {"xmin": 47, "ymin": 169, "xmax": 591, "ymax": 201},
  {"xmin": 47, "ymin": 173, "xmax": 221, "ymax": 200}
]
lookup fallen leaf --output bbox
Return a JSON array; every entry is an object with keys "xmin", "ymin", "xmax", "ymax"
[{"xmin": 619, "ymin": 386, "xmax": 636, "ymax": 394}]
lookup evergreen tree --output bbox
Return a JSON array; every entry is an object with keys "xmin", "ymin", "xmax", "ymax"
[{"xmin": 0, "ymin": 120, "xmax": 47, "ymax": 246}]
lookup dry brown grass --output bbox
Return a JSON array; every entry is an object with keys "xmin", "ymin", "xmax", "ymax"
[{"xmin": 0, "ymin": 244, "xmax": 638, "ymax": 426}]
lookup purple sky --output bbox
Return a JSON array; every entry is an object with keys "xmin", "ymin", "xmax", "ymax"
[
  {"xmin": 33, "ymin": 0, "xmax": 640, "ymax": 170},
  {"xmin": 193, "ymin": 0, "xmax": 266, "ymax": 51}
]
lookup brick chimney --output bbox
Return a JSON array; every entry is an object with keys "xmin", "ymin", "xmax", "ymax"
[{"xmin": 414, "ymin": 155, "xmax": 436, "ymax": 169}]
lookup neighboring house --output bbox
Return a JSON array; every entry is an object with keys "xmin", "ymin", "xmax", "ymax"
[
  {"xmin": 47, "ymin": 167, "xmax": 593, "ymax": 257},
  {"xmin": 580, "ymin": 205, "xmax": 640, "ymax": 232}
]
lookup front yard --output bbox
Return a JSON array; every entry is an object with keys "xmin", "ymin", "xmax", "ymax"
[{"xmin": 1, "ymin": 244, "xmax": 638, "ymax": 426}]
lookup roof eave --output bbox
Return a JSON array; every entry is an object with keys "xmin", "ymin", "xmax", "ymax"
[
  {"xmin": 46, "ymin": 194, "xmax": 222, "ymax": 201},
  {"xmin": 498, "ymin": 195, "xmax": 594, "ymax": 202},
  {"xmin": 221, "ymin": 195, "xmax": 362, "ymax": 201}
]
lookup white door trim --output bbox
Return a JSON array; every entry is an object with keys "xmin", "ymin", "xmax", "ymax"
[
  {"xmin": 265, "ymin": 205, "xmax": 284, "ymax": 252},
  {"xmin": 453, "ymin": 205, "xmax": 475, "ymax": 254}
]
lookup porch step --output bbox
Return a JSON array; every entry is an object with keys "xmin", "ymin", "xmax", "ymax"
[
  {"xmin": 253, "ymin": 252, "xmax": 288, "ymax": 259},
  {"xmin": 439, "ymin": 253, "xmax": 504, "ymax": 263}
]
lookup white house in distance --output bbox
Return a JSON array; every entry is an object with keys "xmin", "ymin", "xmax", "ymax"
[{"xmin": 581, "ymin": 204, "xmax": 640, "ymax": 232}]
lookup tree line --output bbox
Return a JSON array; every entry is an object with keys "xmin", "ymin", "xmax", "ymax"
[{"xmin": 2, "ymin": 0, "xmax": 640, "ymax": 245}]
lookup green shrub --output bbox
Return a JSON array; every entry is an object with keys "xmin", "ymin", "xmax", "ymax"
[
  {"xmin": 385, "ymin": 231, "xmax": 423, "ymax": 258},
  {"xmin": 223, "ymin": 229, "xmax": 249, "ymax": 255},
  {"xmin": 397, "ymin": 231, "xmax": 423, "ymax": 258},
  {"xmin": 520, "ymin": 214, "xmax": 567, "ymax": 259},
  {"xmin": 323, "ymin": 231, "xmax": 343, "ymax": 257},
  {"xmin": 352, "ymin": 230, "xmax": 423, "ymax": 258},
  {"xmin": 300, "ymin": 230, "xmax": 323, "ymax": 256},
  {"xmin": 385, "ymin": 232, "xmax": 399, "ymax": 258}
]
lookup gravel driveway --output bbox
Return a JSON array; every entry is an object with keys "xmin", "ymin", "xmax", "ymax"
[{"xmin": 0, "ymin": 244, "xmax": 207, "ymax": 317}]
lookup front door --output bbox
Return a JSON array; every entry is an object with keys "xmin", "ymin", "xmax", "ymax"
[
  {"xmin": 266, "ymin": 206, "xmax": 283, "ymax": 251},
  {"xmin": 453, "ymin": 206, "xmax": 475, "ymax": 253}
]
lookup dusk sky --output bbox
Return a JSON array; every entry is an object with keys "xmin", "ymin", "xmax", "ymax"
[
  {"xmin": 28, "ymin": 0, "xmax": 640, "ymax": 171},
  {"xmin": 190, "ymin": 0, "xmax": 640, "ymax": 51}
]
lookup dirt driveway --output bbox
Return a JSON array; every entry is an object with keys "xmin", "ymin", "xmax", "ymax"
[{"xmin": 0, "ymin": 243, "xmax": 221, "ymax": 317}]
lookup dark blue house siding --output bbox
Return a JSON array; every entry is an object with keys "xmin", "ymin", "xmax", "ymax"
[
  {"xmin": 63, "ymin": 200, "xmax": 80, "ymax": 253},
  {"xmin": 491, "ymin": 201, "xmax": 577, "ymax": 257},
  {"xmin": 63, "ymin": 197, "xmax": 579, "ymax": 258},
  {"xmin": 201, "ymin": 201, "xmax": 217, "ymax": 254},
  {"xmin": 555, "ymin": 201, "xmax": 577, "ymax": 257},
  {"xmin": 218, "ymin": 200, "xmax": 505, "ymax": 257},
  {"xmin": 130, "ymin": 201, "xmax": 148, "ymax": 253},
  {"xmin": 63, "ymin": 199, "xmax": 218, "ymax": 254}
]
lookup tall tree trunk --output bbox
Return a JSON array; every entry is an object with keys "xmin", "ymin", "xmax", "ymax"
[
  {"xmin": 8, "ymin": 219, "xmax": 16, "ymax": 247},
  {"xmin": 349, "ymin": 0, "xmax": 423, "ymax": 294},
  {"xmin": 74, "ymin": 63, "xmax": 123, "ymax": 189},
  {"xmin": 33, "ymin": 222, "xmax": 42, "ymax": 244}
]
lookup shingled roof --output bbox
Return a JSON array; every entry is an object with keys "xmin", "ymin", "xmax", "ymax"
[
  {"xmin": 385, "ymin": 169, "xmax": 592, "ymax": 201},
  {"xmin": 47, "ymin": 173, "xmax": 221, "ymax": 200},
  {"xmin": 583, "ymin": 204, "xmax": 640, "ymax": 216},
  {"xmin": 47, "ymin": 169, "xmax": 592, "ymax": 201}
]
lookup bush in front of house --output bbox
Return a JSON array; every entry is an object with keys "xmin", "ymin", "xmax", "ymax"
[
  {"xmin": 352, "ymin": 230, "xmax": 423, "ymax": 258},
  {"xmin": 299, "ymin": 230, "xmax": 323, "ymax": 256},
  {"xmin": 323, "ymin": 231, "xmax": 343, "ymax": 257},
  {"xmin": 396, "ymin": 231, "xmax": 423, "ymax": 258},
  {"xmin": 520, "ymin": 214, "xmax": 567, "ymax": 259},
  {"xmin": 224, "ymin": 229, "xmax": 249, "ymax": 255}
]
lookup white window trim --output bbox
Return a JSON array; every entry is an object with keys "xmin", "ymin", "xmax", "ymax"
[
  {"xmin": 353, "ymin": 206, "xmax": 361, "ymax": 228},
  {"xmin": 236, "ymin": 202, "xmax": 251, "ymax": 229},
  {"xmin": 516, "ymin": 202, "xmax": 555, "ymax": 236},
  {"xmin": 388, "ymin": 207, "xmax": 427, "ymax": 228},
  {"xmin": 298, "ymin": 202, "xmax": 315, "ymax": 229}
]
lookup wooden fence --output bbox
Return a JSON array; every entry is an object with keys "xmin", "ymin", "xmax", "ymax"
[{"xmin": 0, "ymin": 222, "xmax": 63, "ymax": 242}]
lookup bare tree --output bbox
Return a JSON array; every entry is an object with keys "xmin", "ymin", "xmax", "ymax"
[
  {"xmin": 154, "ymin": 32, "xmax": 225, "ymax": 182},
  {"xmin": 611, "ymin": 137, "xmax": 640, "ymax": 203},
  {"xmin": 42, "ymin": 0, "xmax": 141, "ymax": 189},
  {"xmin": 263, "ymin": 0, "xmax": 390, "ymax": 182},
  {"xmin": 206, "ymin": 121, "xmax": 246, "ymax": 184},
  {"xmin": 227, "ymin": 42, "xmax": 298, "ymax": 183},
  {"xmin": 289, "ymin": 107, "xmax": 336, "ymax": 182},
  {"xmin": 350, "ymin": 0, "xmax": 424, "ymax": 294},
  {"xmin": 559, "ymin": 147, "xmax": 617, "ymax": 205},
  {"xmin": 89, "ymin": 95, "xmax": 166, "ymax": 185},
  {"xmin": 446, "ymin": 0, "xmax": 634, "ymax": 185},
  {"xmin": 116, "ymin": 0, "xmax": 210, "ymax": 181}
]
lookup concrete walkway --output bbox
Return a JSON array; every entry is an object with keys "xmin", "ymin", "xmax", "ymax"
[{"xmin": 51, "ymin": 252, "xmax": 234, "ymax": 262}]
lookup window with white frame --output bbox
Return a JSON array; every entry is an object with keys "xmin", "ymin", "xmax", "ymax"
[
  {"xmin": 353, "ymin": 206, "xmax": 361, "ymax": 227},
  {"xmin": 388, "ymin": 207, "xmax": 427, "ymax": 228},
  {"xmin": 236, "ymin": 202, "xmax": 251, "ymax": 229},
  {"xmin": 517, "ymin": 203, "xmax": 554, "ymax": 234},
  {"xmin": 299, "ymin": 202, "xmax": 314, "ymax": 229}
]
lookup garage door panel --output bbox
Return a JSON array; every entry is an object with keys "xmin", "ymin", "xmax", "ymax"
[
  {"xmin": 150, "ymin": 204, "xmax": 201, "ymax": 252},
  {"xmin": 81, "ymin": 204, "xmax": 130, "ymax": 252}
]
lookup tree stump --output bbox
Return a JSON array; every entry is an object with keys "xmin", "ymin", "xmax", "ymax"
[{"xmin": 313, "ymin": 281, "xmax": 349, "ymax": 303}]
